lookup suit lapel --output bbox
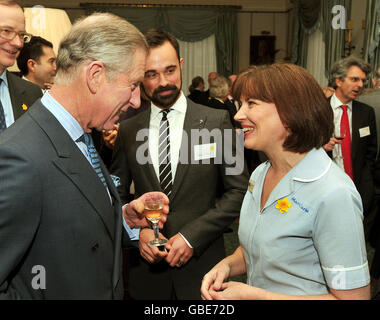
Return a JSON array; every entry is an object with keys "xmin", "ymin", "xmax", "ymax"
[
  {"xmin": 351, "ymin": 101, "xmax": 360, "ymax": 160},
  {"xmin": 7, "ymin": 71, "xmax": 26, "ymax": 120},
  {"xmin": 135, "ymin": 108, "xmax": 161, "ymax": 190},
  {"xmin": 28, "ymin": 103, "xmax": 116, "ymax": 241},
  {"xmin": 170, "ymin": 101, "xmax": 207, "ymax": 200}
]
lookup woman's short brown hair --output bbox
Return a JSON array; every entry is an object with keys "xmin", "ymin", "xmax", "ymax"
[{"xmin": 232, "ymin": 63, "xmax": 333, "ymax": 153}]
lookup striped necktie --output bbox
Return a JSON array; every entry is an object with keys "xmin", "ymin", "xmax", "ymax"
[
  {"xmin": 77, "ymin": 133, "xmax": 107, "ymax": 188},
  {"xmin": 0, "ymin": 79, "xmax": 6, "ymax": 133},
  {"xmin": 158, "ymin": 109, "xmax": 173, "ymax": 196}
]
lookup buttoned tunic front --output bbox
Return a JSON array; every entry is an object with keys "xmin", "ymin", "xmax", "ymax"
[{"xmin": 238, "ymin": 148, "xmax": 370, "ymax": 295}]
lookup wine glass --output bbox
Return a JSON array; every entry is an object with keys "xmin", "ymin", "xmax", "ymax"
[
  {"xmin": 333, "ymin": 126, "xmax": 346, "ymax": 162},
  {"xmin": 334, "ymin": 125, "xmax": 346, "ymax": 141},
  {"xmin": 144, "ymin": 198, "xmax": 167, "ymax": 247}
]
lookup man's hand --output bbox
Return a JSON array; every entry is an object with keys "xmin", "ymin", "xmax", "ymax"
[
  {"xmin": 123, "ymin": 192, "xmax": 169, "ymax": 229},
  {"xmin": 323, "ymin": 137, "xmax": 341, "ymax": 152},
  {"xmin": 139, "ymin": 228, "xmax": 168, "ymax": 263},
  {"xmin": 102, "ymin": 124, "xmax": 119, "ymax": 149},
  {"xmin": 165, "ymin": 233, "xmax": 194, "ymax": 267}
]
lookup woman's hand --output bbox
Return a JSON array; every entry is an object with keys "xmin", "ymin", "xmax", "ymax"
[{"xmin": 201, "ymin": 262, "xmax": 231, "ymax": 300}]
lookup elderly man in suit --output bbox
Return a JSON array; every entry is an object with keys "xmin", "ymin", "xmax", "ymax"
[
  {"xmin": 323, "ymin": 57, "xmax": 377, "ymax": 227},
  {"xmin": 0, "ymin": 13, "xmax": 169, "ymax": 300},
  {"xmin": 0, "ymin": 1, "xmax": 42, "ymax": 133},
  {"xmin": 110, "ymin": 29, "xmax": 249, "ymax": 300}
]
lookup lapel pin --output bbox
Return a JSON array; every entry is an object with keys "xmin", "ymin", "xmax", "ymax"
[
  {"xmin": 248, "ymin": 179, "xmax": 255, "ymax": 193},
  {"xmin": 22, "ymin": 104, "xmax": 28, "ymax": 111}
]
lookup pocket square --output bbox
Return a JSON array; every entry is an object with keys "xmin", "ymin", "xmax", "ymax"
[{"xmin": 110, "ymin": 175, "xmax": 121, "ymax": 187}]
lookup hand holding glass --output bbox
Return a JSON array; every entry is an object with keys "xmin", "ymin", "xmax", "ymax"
[{"xmin": 144, "ymin": 198, "xmax": 167, "ymax": 247}]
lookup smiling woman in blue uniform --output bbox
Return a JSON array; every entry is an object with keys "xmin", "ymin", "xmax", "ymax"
[{"xmin": 201, "ymin": 63, "xmax": 370, "ymax": 300}]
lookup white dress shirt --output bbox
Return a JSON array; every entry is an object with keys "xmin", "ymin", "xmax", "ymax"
[
  {"xmin": 330, "ymin": 93, "xmax": 353, "ymax": 170},
  {"xmin": 149, "ymin": 92, "xmax": 187, "ymax": 179}
]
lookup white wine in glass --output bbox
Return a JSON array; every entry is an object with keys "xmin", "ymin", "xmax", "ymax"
[{"xmin": 144, "ymin": 198, "xmax": 167, "ymax": 247}]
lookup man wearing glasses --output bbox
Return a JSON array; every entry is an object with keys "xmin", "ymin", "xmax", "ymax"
[
  {"xmin": 0, "ymin": 0, "xmax": 42, "ymax": 133},
  {"xmin": 323, "ymin": 56, "xmax": 377, "ymax": 230}
]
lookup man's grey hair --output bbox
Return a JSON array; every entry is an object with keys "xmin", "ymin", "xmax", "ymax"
[
  {"xmin": 209, "ymin": 75, "xmax": 229, "ymax": 99},
  {"xmin": 54, "ymin": 13, "xmax": 148, "ymax": 84},
  {"xmin": 330, "ymin": 56, "xmax": 371, "ymax": 89}
]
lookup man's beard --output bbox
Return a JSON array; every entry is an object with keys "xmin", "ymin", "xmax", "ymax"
[{"xmin": 144, "ymin": 84, "xmax": 181, "ymax": 108}]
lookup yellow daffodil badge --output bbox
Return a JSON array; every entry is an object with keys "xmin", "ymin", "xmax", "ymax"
[
  {"xmin": 22, "ymin": 104, "xmax": 28, "ymax": 111},
  {"xmin": 275, "ymin": 197, "xmax": 292, "ymax": 214}
]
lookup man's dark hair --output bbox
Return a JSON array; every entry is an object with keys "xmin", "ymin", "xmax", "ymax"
[
  {"xmin": 17, "ymin": 36, "xmax": 53, "ymax": 76},
  {"xmin": 143, "ymin": 29, "xmax": 180, "ymax": 61}
]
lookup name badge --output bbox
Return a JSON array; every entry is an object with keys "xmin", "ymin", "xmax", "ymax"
[
  {"xmin": 194, "ymin": 143, "xmax": 216, "ymax": 161},
  {"xmin": 359, "ymin": 126, "xmax": 370, "ymax": 138}
]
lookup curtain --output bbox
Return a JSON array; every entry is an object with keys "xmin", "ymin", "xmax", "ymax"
[
  {"xmin": 307, "ymin": 28, "xmax": 329, "ymax": 86},
  {"xmin": 84, "ymin": 6, "xmax": 238, "ymax": 77},
  {"xmin": 292, "ymin": 0, "xmax": 351, "ymax": 79},
  {"xmin": 291, "ymin": 0, "xmax": 321, "ymax": 68},
  {"xmin": 178, "ymin": 35, "xmax": 217, "ymax": 96},
  {"xmin": 363, "ymin": 0, "xmax": 380, "ymax": 86},
  {"xmin": 320, "ymin": 0, "xmax": 351, "ymax": 79}
]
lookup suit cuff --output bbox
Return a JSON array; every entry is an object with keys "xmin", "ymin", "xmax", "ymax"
[{"xmin": 179, "ymin": 232, "xmax": 193, "ymax": 249}]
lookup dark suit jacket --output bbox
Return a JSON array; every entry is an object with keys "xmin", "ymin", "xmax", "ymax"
[
  {"xmin": 6, "ymin": 71, "xmax": 42, "ymax": 122},
  {"xmin": 207, "ymin": 97, "xmax": 239, "ymax": 128},
  {"xmin": 0, "ymin": 101, "xmax": 125, "ymax": 299},
  {"xmin": 187, "ymin": 89, "xmax": 208, "ymax": 106},
  {"xmin": 110, "ymin": 98, "xmax": 249, "ymax": 299},
  {"xmin": 328, "ymin": 98, "xmax": 377, "ymax": 216}
]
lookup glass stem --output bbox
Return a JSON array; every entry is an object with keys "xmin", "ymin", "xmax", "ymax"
[{"xmin": 153, "ymin": 222, "xmax": 159, "ymax": 240}]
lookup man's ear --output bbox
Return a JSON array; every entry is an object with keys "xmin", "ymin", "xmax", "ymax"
[
  {"xmin": 86, "ymin": 61, "xmax": 106, "ymax": 94},
  {"xmin": 335, "ymin": 77, "xmax": 342, "ymax": 89},
  {"xmin": 179, "ymin": 57, "xmax": 184, "ymax": 70},
  {"xmin": 27, "ymin": 59, "xmax": 37, "ymax": 73}
]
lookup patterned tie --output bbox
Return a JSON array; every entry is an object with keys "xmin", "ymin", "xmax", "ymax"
[
  {"xmin": 158, "ymin": 109, "xmax": 173, "ymax": 196},
  {"xmin": 77, "ymin": 133, "xmax": 107, "ymax": 188},
  {"xmin": 0, "ymin": 79, "xmax": 7, "ymax": 133},
  {"xmin": 340, "ymin": 105, "xmax": 353, "ymax": 180}
]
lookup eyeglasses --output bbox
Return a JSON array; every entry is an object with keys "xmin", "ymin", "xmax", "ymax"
[{"xmin": 0, "ymin": 28, "xmax": 32, "ymax": 43}]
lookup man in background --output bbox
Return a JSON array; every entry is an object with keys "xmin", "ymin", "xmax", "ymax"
[
  {"xmin": 111, "ymin": 29, "xmax": 248, "ymax": 300},
  {"xmin": 0, "ymin": 0, "xmax": 42, "ymax": 133},
  {"xmin": 323, "ymin": 56, "xmax": 377, "ymax": 232},
  {"xmin": 17, "ymin": 35, "xmax": 56, "ymax": 92},
  {"xmin": 357, "ymin": 66, "xmax": 380, "ymax": 299}
]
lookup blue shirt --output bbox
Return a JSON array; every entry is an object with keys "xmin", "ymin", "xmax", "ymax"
[
  {"xmin": 0, "ymin": 71, "xmax": 15, "ymax": 128},
  {"xmin": 238, "ymin": 148, "xmax": 369, "ymax": 295}
]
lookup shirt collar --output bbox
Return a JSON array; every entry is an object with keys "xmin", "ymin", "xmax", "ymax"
[
  {"xmin": 41, "ymin": 91, "xmax": 84, "ymax": 142},
  {"xmin": 0, "ymin": 70, "xmax": 8, "ymax": 87},
  {"xmin": 151, "ymin": 91, "xmax": 187, "ymax": 120},
  {"xmin": 331, "ymin": 93, "xmax": 353, "ymax": 111},
  {"xmin": 291, "ymin": 148, "xmax": 332, "ymax": 183}
]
